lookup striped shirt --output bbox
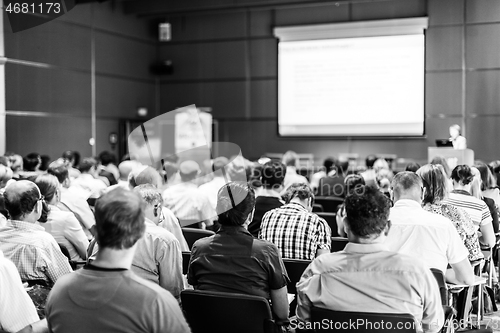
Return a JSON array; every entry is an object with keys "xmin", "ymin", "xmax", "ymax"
[
  {"xmin": 0, "ymin": 220, "xmax": 72, "ymax": 284},
  {"xmin": 443, "ymin": 190, "xmax": 492, "ymax": 227},
  {"xmin": 259, "ymin": 202, "xmax": 331, "ymax": 260},
  {"xmin": 0, "ymin": 250, "xmax": 39, "ymax": 332}
]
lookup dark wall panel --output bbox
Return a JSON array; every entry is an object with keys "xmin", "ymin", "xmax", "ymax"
[
  {"xmin": 466, "ymin": 70, "xmax": 500, "ymax": 115},
  {"xmin": 351, "ymin": 0, "xmax": 427, "ymax": 21},
  {"xmin": 6, "ymin": 64, "xmax": 91, "ymax": 114},
  {"xmin": 249, "ymin": 9, "xmax": 273, "ymax": 37},
  {"xmin": 467, "ymin": 116, "xmax": 500, "ymax": 161},
  {"xmin": 6, "ymin": 115, "xmax": 92, "ymax": 158},
  {"xmin": 425, "ymin": 72, "xmax": 463, "ymax": 116},
  {"xmin": 466, "ymin": 0, "xmax": 500, "ymax": 23},
  {"xmin": 428, "ymin": 0, "xmax": 464, "ymax": 26},
  {"xmin": 249, "ymin": 38, "xmax": 277, "ymax": 78},
  {"xmin": 250, "ymin": 79, "xmax": 276, "ymax": 119},
  {"xmin": 95, "ymin": 118, "xmax": 120, "ymax": 156},
  {"xmin": 274, "ymin": 3, "xmax": 349, "ymax": 26},
  {"xmin": 466, "ymin": 24, "xmax": 500, "ymax": 69},
  {"xmin": 426, "ymin": 26, "xmax": 463, "ymax": 71}
]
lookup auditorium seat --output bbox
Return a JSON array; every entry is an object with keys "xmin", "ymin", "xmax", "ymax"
[
  {"xmin": 317, "ymin": 212, "xmax": 338, "ymax": 237},
  {"xmin": 314, "ymin": 196, "xmax": 344, "ymax": 213},
  {"xmin": 181, "ymin": 228, "xmax": 215, "ymax": 250},
  {"xmin": 330, "ymin": 237, "xmax": 348, "ymax": 252}
]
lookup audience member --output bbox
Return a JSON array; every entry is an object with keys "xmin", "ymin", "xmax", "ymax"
[
  {"xmin": 48, "ymin": 160, "xmax": 96, "ymax": 239},
  {"xmin": 470, "ymin": 166, "xmax": 499, "ymax": 235},
  {"xmin": 71, "ymin": 157, "xmax": 108, "ymax": 198},
  {"xmin": 132, "ymin": 184, "xmax": 183, "ymax": 299},
  {"xmin": 45, "ymin": 188, "xmax": 190, "ymax": 333},
  {"xmin": 61, "ymin": 151, "xmax": 81, "ymax": 180},
  {"xmin": 443, "ymin": 165, "xmax": 496, "ymax": 249},
  {"xmin": 199, "ymin": 157, "xmax": 229, "ymax": 210},
  {"xmin": 161, "ymin": 155, "xmax": 181, "ymax": 188},
  {"xmin": 405, "ymin": 162, "xmax": 421, "ymax": 172},
  {"xmin": 417, "ymin": 164, "xmax": 483, "ymax": 262},
  {"xmin": 248, "ymin": 161, "xmax": 286, "ymax": 237},
  {"xmin": 162, "ymin": 160, "xmax": 215, "ymax": 229},
  {"xmin": 0, "ymin": 249, "xmax": 48, "ymax": 333},
  {"xmin": 282, "ymin": 151, "xmax": 308, "ymax": 190},
  {"xmin": 360, "ymin": 154, "xmax": 377, "ymax": 187},
  {"xmin": 430, "ymin": 156, "xmax": 451, "ymax": 178},
  {"xmin": 317, "ymin": 157, "xmax": 349, "ymax": 197},
  {"xmin": 35, "ymin": 174, "xmax": 89, "ymax": 261},
  {"xmin": 39, "ymin": 155, "xmax": 51, "ymax": 172},
  {"xmin": 0, "ymin": 164, "xmax": 13, "ymax": 190},
  {"xmin": 98, "ymin": 151, "xmax": 118, "ymax": 186},
  {"xmin": 476, "ymin": 162, "xmax": 500, "ymax": 210},
  {"xmin": 188, "ymin": 182, "xmax": 289, "ymax": 322},
  {"xmin": 385, "ymin": 172, "xmax": 474, "ymax": 285},
  {"xmin": 309, "ymin": 157, "xmax": 336, "ymax": 193},
  {"xmin": 7, "ymin": 153, "xmax": 23, "ymax": 180},
  {"xmin": 335, "ymin": 174, "xmax": 366, "ymax": 237},
  {"xmin": 449, "ymin": 124, "xmax": 467, "ymax": 149},
  {"xmin": 295, "ymin": 185, "xmax": 443, "ymax": 332},
  {"xmin": 21, "ymin": 153, "xmax": 42, "ymax": 181},
  {"xmin": 489, "ymin": 160, "xmax": 500, "ymax": 188},
  {"xmin": 259, "ymin": 183, "xmax": 330, "ymax": 260},
  {"xmin": 0, "ymin": 180, "xmax": 72, "ymax": 285}
]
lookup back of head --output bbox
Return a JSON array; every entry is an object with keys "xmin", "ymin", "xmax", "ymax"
[
  {"xmin": 475, "ymin": 162, "xmax": 496, "ymax": 191},
  {"xmin": 282, "ymin": 150, "xmax": 299, "ymax": 168},
  {"xmin": 283, "ymin": 183, "xmax": 314, "ymax": 204},
  {"xmin": 405, "ymin": 162, "xmax": 421, "ymax": 173},
  {"xmin": 430, "ymin": 156, "xmax": 451, "ymax": 177},
  {"xmin": 48, "ymin": 159, "xmax": 69, "ymax": 184},
  {"xmin": 323, "ymin": 157, "xmax": 336, "ymax": 174},
  {"xmin": 62, "ymin": 150, "xmax": 75, "ymax": 164},
  {"xmin": 344, "ymin": 174, "xmax": 365, "ymax": 195},
  {"xmin": 8, "ymin": 154, "xmax": 23, "ymax": 172},
  {"xmin": 261, "ymin": 161, "xmax": 286, "ymax": 190},
  {"xmin": 133, "ymin": 184, "xmax": 163, "ymax": 207},
  {"xmin": 131, "ymin": 166, "xmax": 163, "ymax": 188},
  {"xmin": 94, "ymin": 188, "xmax": 145, "ymax": 249},
  {"xmin": 216, "ymin": 182, "xmax": 255, "ymax": 226},
  {"xmin": 35, "ymin": 174, "xmax": 59, "ymax": 203},
  {"xmin": 336, "ymin": 158, "xmax": 349, "ymax": 174},
  {"xmin": 416, "ymin": 164, "xmax": 449, "ymax": 205},
  {"xmin": 365, "ymin": 154, "xmax": 377, "ymax": 169},
  {"xmin": 391, "ymin": 171, "xmax": 423, "ymax": 201},
  {"xmin": 345, "ymin": 185, "xmax": 391, "ymax": 238},
  {"xmin": 451, "ymin": 165, "xmax": 474, "ymax": 186},
  {"xmin": 118, "ymin": 160, "xmax": 137, "ymax": 180},
  {"xmin": 3, "ymin": 180, "xmax": 40, "ymax": 220},
  {"xmin": 99, "ymin": 151, "xmax": 116, "ymax": 166},
  {"xmin": 212, "ymin": 157, "xmax": 229, "ymax": 173},
  {"xmin": 39, "ymin": 155, "xmax": 51, "ymax": 171},
  {"xmin": 23, "ymin": 153, "xmax": 41, "ymax": 172},
  {"xmin": 179, "ymin": 160, "xmax": 200, "ymax": 182},
  {"xmin": 79, "ymin": 157, "xmax": 98, "ymax": 173},
  {"xmin": 0, "ymin": 164, "xmax": 13, "ymax": 188}
]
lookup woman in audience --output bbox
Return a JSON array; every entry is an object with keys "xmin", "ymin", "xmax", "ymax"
[
  {"xmin": 476, "ymin": 162, "xmax": 500, "ymax": 208},
  {"xmin": 470, "ymin": 166, "xmax": 499, "ymax": 235},
  {"xmin": 35, "ymin": 174, "xmax": 89, "ymax": 261},
  {"xmin": 336, "ymin": 174, "xmax": 365, "ymax": 237},
  {"xmin": 442, "ymin": 165, "xmax": 496, "ymax": 249},
  {"xmin": 430, "ymin": 156, "xmax": 451, "ymax": 178},
  {"xmin": 188, "ymin": 181, "xmax": 289, "ymax": 323},
  {"xmin": 417, "ymin": 164, "xmax": 483, "ymax": 262}
]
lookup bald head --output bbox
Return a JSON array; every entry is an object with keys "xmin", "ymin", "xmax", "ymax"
[
  {"xmin": 3, "ymin": 180, "xmax": 41, "ymax": 221},
  {"xmin": 391, "ymin": 171, "xmax": 423, "ymax": 203},
  {"xmin": 118, "ymin": 160, "xmax": 138, "ymax": 180}
]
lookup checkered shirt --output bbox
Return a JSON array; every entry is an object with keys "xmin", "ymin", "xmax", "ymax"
[
  {"xmin": 259, "ymin": 202, "xmax": 331, "ymax": 260},
  {"xmin": 0, "ymin": 220, "xmax": 72, "ymax": 284}
]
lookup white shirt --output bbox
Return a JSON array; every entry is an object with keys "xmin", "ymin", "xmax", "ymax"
[
  {"xmin": 71, "ymin": 173, "xmax": 108, "ymax": 198},
  {"xmin": 59, "ymin": 186, "xmax": 96, "ymax": 240},
  {"xmin": 386, "ymin": 199, "xmax": 469, "ymax": 273},
  {"xmin": 283, "ymin": 166, "xmax": 309, "ymax": 190},
  {"xmin": 198, "ymin": 177, "xmax": 227, "ymax": 210},
  {"xmin": 0, "ymin": 250, "xmax": 39, "ymax": 332}
]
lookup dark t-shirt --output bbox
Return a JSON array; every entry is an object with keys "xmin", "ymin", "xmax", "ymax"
[
  {"xmin": 248, "ymin": 196, "xmax": 284, "ymax": 237},
  {"xmin": 188, "ymin": 226, "xmax": 289, "ymax": 299}
]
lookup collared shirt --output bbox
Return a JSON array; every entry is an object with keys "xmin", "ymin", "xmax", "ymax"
[
  {"xmin": 283, "ymin": 167, "xmax": 309, "ymax": 190},
  {"xmin": 259, "ymin": 202, "xmax": 331, "ymax": 260},
  {"xmin": 296, "ymin": 243, "xmax": 443, "ymax": 333},
  {"xmin": 386, "ymin": 199, "xmax": 469, "ymax": 272},
  {"xmin": 131, "ymin": 218, "xmax": 184, "ymax": 298},
  {"xmin": 198, "ymin": 177, "xmax": 227, "ymax": 210},
  {"xmin": 0, "ymin": 250, "xmax": 40, "ymax": 332},
  {"xmin": 443, "ymin": 190, "xmax": 493, "ymax": 227},
  {"xmin": 0, "ymin": 220, "xmax": 72, "ymax": 284},
  {"xmin": 159, "ymin": 208, "xmax": 189, "ymax": 252},
  {"xmin": 71, "ymin": 174, "xmax": 108, "ymax": 198},
  {"xmin": 38, "ymin": 205, "xmax": 90, "ymax": 261},
  {"xmin": 59, "ymin": 186, "xmax": 96, "ymax": 240},
  {"xmin": 162, "ymin": 182, "xmax": 216, "ymax": 226},
  {"xmin": 188, "ymin": 225, "xmax": 289, "ymax": 300}
]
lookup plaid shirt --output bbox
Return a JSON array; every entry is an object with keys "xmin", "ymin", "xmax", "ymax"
[
  {"xmin": 259, "ymin": 202, "xmax": 331, "ymax": 260},
  {"xmin": 0, "ymin": 220, "xmax": 72, "ymax": 284}
]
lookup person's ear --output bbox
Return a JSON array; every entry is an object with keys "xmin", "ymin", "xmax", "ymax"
[
  {"xmin": 343, "ymin": 217, "xmax": 350, "ymax": 235},
  {"xmin": 421, "ymin": 187, "xmax": 426, "ymax": 201}
]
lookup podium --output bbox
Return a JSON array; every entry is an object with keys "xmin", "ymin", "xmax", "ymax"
[{"xmin": 427, "ymin": 148, "xmax": 474, "ymax": 170}]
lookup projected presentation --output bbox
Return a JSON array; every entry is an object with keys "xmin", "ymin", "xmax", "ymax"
[{"xmin": 276, "ymin": 19, "xmax": 427, "ymax": 137}]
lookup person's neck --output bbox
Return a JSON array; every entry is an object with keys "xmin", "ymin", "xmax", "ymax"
[
  {"xmin": 348, "ymin": 233, "xmax": 386, "ymax": 244},
  {"xmin": 289, "ymin": 197, "xmax": 308, "ymax": 209},
  {"xmin": 394, "ymin": 195, "xmax": 421, "ymax": 205},
  {"xmin": 91, "ymin": 246, "xmax": 136, "ymax": 270},
  {"xmin": 453, "ymin": 184, "xmax": 470, "ymax": 192}
]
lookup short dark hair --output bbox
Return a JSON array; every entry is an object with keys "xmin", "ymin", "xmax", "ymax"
[
  {"xmin": 79, "ymin": 157, "xmax": 98, "ymax": 173},
  {"xmin": 99, "ymin": 151, "xmax": 116, "ymax": 166},
  {"xmin": 345, "ymin": 185, "xmax": 391, "ymax": 238},
  {"xmin": 3, "ymin": 180, "xmax": 40, "ymax": 220},
  {"xmin": 216, "ymin": 182, "xmax": 255, "ymax": 226},
  {"xmin": 94, "ymin": 188, "xmax": 146, "ymax": 249},
  {"xmin": 365, "ymin": 155, "xmax": 377, "ymax": 169},
  {"xmin": 35, "ymin": 174, "xmax": 59, "ymax": 203},
  {"xmin": 23, "ymin": 153, "xmax": 41, "ymax": 171},
  {"xmin": 323, "ymin": 158, "xmax": 336, "ymax": 174},
  {"xmin": 416, "ymin": 164, "xmax": 448, "ymax": 205},
  {"xmin": 261, "ymin": 161, "xmax": 286, "ymax": 189},
  {"xmin": 47, "ymin": 160, "xmax": 69, "ymax": 184},
  {"xmin": 391, "ymin": 171, "xmax": 422, "ymax": 199},
  {"xmin": 344, "ymin": 174, "xmax": 365, "ymax": 195},
  {"xmin": 405, "ymin": 162, "xmax": 421, "ymax": 173},
  {"xmin": 451, "ymin": 165, "xmax": 474, "ymax": 185},
  {"xmin": 283, "ymin": 183, "xmax": 314, "ymax": 204}
]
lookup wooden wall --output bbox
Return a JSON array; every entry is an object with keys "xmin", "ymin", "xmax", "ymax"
[
  {"xmin": 158, "ymin": 0, "xmax": 500, "ymax": 164},
  {"xmin": 3, "ymin": 2, "xmax": 156, "ymax": 160}
]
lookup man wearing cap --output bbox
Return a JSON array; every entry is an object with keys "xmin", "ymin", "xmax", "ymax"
[
  {"xmin": 0, "ymin": 180, "xmax": 72, "ymax": 285},
  {"xmin": 162, "ymin": 160, "xmax": 215, "ymax": 229},
  {"xmin": 199, "ymin": 157, "xmax": 229, "ymax": 210}
]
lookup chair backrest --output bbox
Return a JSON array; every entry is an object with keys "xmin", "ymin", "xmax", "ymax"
[
  {"xmin": 430, "ymin": 268, "xmax": 448, "ymax": 306},
  {"xmin": 182, "ymin": 251, "xmax": 190, "ymax": 275},
  {"xmin": 314, "ymin": 196, "xmax": 344, "ymax": 213},
  {"xmin": 282, "ymin": 259, "xmax": 311, "ymax": 295},
  {"xmin": 331, "ymin": 237, "xmax": 348, "ymax": 253},
  {"xmin": 317, "ymin": 212, "xmax": 339, "ymax": 237},
  {"xmin": 312, "ymin": 203, "xmax": 324, "ymax": 212},
  {"xmin": 311, "ymin": 307, "xmax": 418, "ymax": 332},
  {"xmin": 181, "ymin": 227, "xmax": 215, "ymax": 250},
  {"xmin": 181, "ymin": 289, "xmax": 276, "ymax": 333}
]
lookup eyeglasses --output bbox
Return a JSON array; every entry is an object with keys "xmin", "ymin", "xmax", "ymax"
[{"xmin": 38, "ymin": 195, "xmax": 45, "ymax": 202}]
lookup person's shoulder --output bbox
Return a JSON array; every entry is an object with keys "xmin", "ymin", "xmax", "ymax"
[
  {"xmin": 147, "ymin": 224, "xmax": 179, "ymax": 243},
  {"xmin": 252, "ymin": 237, "xmax": 280, "ymax": 254},
  {"xmin": 128, "ymin": 272, "xmax": 176, "ymax": 298}
]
